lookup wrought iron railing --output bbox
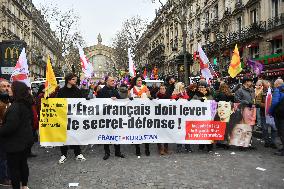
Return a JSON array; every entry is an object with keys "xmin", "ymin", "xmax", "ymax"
[
  {"xmin": 223, "ymin": 8, "xmax": 231, "ymax": 18},
  {"xmin": 148, "ymin": 44, "xmax": 165, "ymax": 61},
  {"xmin": 267, "ymin": 14, "xmax": 284, "ymax": 31},
  {"xmin": 202, "ymin": 21, "xmax": 267, "ymax": 55},
  {"xmin": 234, "ymin": 1, "xmax": 244, "ymax": 11}
]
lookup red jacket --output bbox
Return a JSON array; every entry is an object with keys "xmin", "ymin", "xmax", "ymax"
[{"xmin": 171, "ymin": 92, "xmax": 189, "ymax": 100}]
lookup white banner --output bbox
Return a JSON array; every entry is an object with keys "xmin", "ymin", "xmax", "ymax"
[{"xmin": 39, "ymin": 98, "xmax": 226, "ymax": 146}]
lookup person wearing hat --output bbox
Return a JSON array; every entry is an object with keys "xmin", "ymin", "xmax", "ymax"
[
  {"xmin": 193, "ymin": 81, "xmax": 214, "ymax": 152},
  {"xmin": 234, "ymin": 77, "xmax": 255, "ymax": 104}
]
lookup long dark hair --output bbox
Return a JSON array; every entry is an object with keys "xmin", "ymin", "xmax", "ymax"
[
  {"xmin": 12, "ymin": 81, "xmax": 33, "ymax": 105},
  {"xmin": 131, "ymin": 75, "xmax": 144, "ymax": 89}
]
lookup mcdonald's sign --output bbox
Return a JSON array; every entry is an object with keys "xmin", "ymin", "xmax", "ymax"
[
  {"xmin": 4, "ymin": 47, "xmax": 20, "ymax": 59},
  {"xmin": 0, "ymin": 40, "xmax": 26, "ymax": 79}
]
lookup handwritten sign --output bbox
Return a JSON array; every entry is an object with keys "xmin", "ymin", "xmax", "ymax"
[{"xmin": 39, "ymin": 98, "xmax": 67, "ymax": 142}]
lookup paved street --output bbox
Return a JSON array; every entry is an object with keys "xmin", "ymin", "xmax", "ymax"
[{"xmin": 9, "ymin": 139, "xmax": 283, "ymax": 189}]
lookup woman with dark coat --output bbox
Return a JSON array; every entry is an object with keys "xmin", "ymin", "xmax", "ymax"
[
  {"xmin": 187, "ymin": 83, "xmax": 197, "ymax": 100},
  {"xmin": 214, "ymin": 83, "xmax": 234, "ymax": 102},
  {"xmin": 0, "ymin": 81, "xmax": 34, "ymax": 189}
]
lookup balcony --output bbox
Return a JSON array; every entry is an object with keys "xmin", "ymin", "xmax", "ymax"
[
  {"xmin": 223, "ymin": 8, "xmax": 231, "ymax": 19},
  {"xmin": 202, "ymin": 21, "xmax": 266, "ymax": 56},
  {"xmin": 233, "ymin": 0, "xmax": 245, "ymax": 14},
  {"xmin": 267, "ymin": 14, "xmax": 284, "ymax": 31},
  {"xmin": 148, "ymin": 44, "xmax": 165, "ymax": 64},
  {"xmin": 209, "ymin": 17, "xmax": 219, "ymax": 28},
  {"xmin": 202, "ymin": 23, "xmax": 210, "ymax": 35},
  {"xmin": 195, "ymin": 28, "xmax": 201, "ymax": 38}
]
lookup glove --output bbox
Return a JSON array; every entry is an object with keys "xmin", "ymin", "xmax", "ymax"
[
  {"xmin": 200, "ymin": 98, "xmax": 205, "ymax": 102},
  {"xmin": 129, "ymin": 97, "xmax": 134, "ymax": 101}
]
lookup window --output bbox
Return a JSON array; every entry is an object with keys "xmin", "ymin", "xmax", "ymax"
[
  {"xmin": 272, "ymin": 0, "xmax": 279, "ymax": 18},
  {"xmin": 250, "ymin": 9, "xmax": 258, "ymax": 24},
  {"xmin": 175, "ymin": 23, "xmax": 178, "ymax": 37},
  {"xmin": 250, "ymin": 45, "xmax": 259, "ymax": 58},
  {"xmin": 237, "ymin": 17, "xmax": 242, "ymax": 32},
  {"xmin": 214, "ymin": 5, "xmax": 218, "ymax": 19},
  {"xmin": 272, "ymin": 39, "xmax": 282, "ymax": 54},
  {"xmin": 10, "ymin": 4, "xmax": 15, "ymax": 15},
  {"xmin": 196, "ymin": 17, "xmax": 200, "ymax": 31},
  {"xmin": 205, "ymin": 11, "xmax": 209, "ymax": 24}
]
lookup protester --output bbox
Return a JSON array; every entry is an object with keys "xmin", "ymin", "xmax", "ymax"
[
  {"xmin": 255, "ymin": 80, "xmax": 263, "ymax": 128},
  {"xmin": 260, "ymin": 80, "xmax": 277, "ymax": 148},
  {"xmin": 97, "ymin": 76, "xmax": 125, "ymax": 160},
  {"xmin": 214, "ymin": 83, "xmax": 234, "ymax": 102},
  {"xmin": 270, "ymin": 78, "xmax": 284, "ymax": 156},
  {"xmin": 0, "ymin": 81, "xmax": 34, "ymax": 189},
  {"xmin": 234, "ymin": 77, "xmax": 255, "ymax": 104},
  {"xmin": 26, "ymin": 96, "xmax": 38, "ymax": 158},
  {"xmin": 0, "ymin": 79, "xmax": 12, "ymax": 187},
  {"xmin": 171, "ymin": 82, "xmax": 192, "ymax": 153},
  {"xmin": 186, "ymin": 83, "xmax": 197, "ymax": 101},
  {"xmin": 118, "ymin": 83, "xmax": 129, "ymax": 99},
  {"xmin": 156, "ymin": 84, "xmax": 169, "ymax": 155},
  {"xmin": 165, "ymin": 76, "xmax": 176, "ymax": 98},
  {"xmin": 80, "ymin": 80, "xmax": 90, "ymax": 98},
  {"xmin": 56, "ymin": 73, "xmax": 86, "ymax": 164},
  {"xmin": 171, "ymin": 82, "xmax": 189, "ymax": 100},
  {"xmin": 150, "ymin": 83, "xmax": 159, "ymax": 98},
  {"xmin": 193, "ymin": 81, "xmax": 214, "ymax": 152},
  {"xmin": 129, "ymin": 75, "xmax": 151, "ymax": 156}
]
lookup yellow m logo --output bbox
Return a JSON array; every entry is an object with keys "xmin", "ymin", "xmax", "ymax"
[{"xmin": 5, "ymin": 47, "xmax": 19, "ymax": 59}]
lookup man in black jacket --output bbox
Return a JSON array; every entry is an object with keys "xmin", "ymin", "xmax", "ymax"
[
  {"xmin": 57, "ymin": 73, "xmax": 86, "ymax": 164},
  {"xmin": 97, "ymin": 76, "xmax": 125, "ymax": 160}
]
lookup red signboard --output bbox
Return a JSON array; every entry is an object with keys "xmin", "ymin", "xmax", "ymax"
[{"xmin": 185, "ymin": 121, "xmax": 226, "ymax": 140}]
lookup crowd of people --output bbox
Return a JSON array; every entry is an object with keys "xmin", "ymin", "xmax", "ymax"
[{"xmin": 0, "ymin": 73, "xmax": 284, "ymax": 189}]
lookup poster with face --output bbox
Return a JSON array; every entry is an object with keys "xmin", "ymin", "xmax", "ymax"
[
  {"xmin": 216, "ymin": 101, "xmax": 233, "ymax": 122},
  {"xmin": 229, "ymin": 124, "xmax": 252, "ymax": 147},
  {"xmin": 227, "ymin": 103, "xmax": 256, "ymax": 147},
  {"xmin": 212, "ymin": 101, "xmax": 256, "ymax": 147}
]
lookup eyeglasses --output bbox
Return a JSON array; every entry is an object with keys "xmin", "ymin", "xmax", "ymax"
[{"xmin": 137, "ymin": 79, "xmax": 142, "ymax": 82}]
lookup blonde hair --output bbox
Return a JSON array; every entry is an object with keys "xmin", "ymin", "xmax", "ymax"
[{"xmin": 173, "ymin": 82, "xmax": 185, "ymax": 94}]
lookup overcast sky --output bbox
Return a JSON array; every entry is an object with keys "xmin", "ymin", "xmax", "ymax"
[{"xmin": 32, "ymin": 0, "xmax": 167, "ymax": 47}]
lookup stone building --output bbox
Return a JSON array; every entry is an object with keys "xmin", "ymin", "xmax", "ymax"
[
  {"xmin": 0, "ymin": 0, "xmax": 61, "ymax": 80},
  {"xmin": 84, "ymin": 34, "xmax": 117, "ymax": 80},
  {"xmin": 135, "ymin": 0, "xmax": 284, "ymax": 80}
]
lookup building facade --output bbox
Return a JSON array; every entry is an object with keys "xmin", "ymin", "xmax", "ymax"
[
  {"xmin": 84, "ymin": 34, "xmax": 117, "ymax": 80},
  {"xmin": 135, "ymin": 0, "xmax": 284, "ymax": 80},
  {"xmin": 0, "ymin": 0, "xmax": 61, "ymax": 80}
]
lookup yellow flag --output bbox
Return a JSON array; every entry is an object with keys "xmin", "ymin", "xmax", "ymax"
[
  {"xmin": 228, "ymin": 44, "xmax": 242, "ymax": 78},
  {"xmin": 44, "ymin": 56, "xmax": 57, "ymax": 98}
]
